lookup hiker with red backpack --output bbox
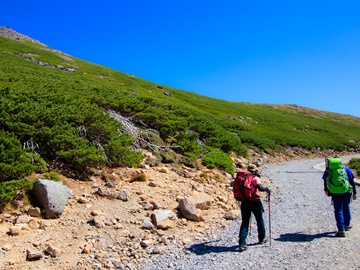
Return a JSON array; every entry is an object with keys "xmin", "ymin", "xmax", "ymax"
[
  {"xmin": 322, "ymin": 156, "xmax": 357, "ymax": 237},
  {"xmin": 233, "ymin": 165, "xmax": 271, "ymax": 252}
]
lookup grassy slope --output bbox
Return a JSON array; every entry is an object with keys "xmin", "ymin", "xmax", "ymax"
[{"xmin": 1, "ymin": 35, "xmax": 360, "ymax": 176}]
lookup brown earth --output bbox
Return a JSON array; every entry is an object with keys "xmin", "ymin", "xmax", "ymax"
[{"xmin": 0, "ymin": 164, "xmax": 268, "ymax": 269}]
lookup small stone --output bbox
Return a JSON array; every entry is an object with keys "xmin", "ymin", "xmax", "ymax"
[
  {"xmin": 28, "ymin": 219, "xmax": 40, "ymax": 229},
  {"xmin": 149, "ymin": 247, "xmax": 161, "ymax": 254},
  {"xmin": 140, "ymin": 240, "xmax": 152, "ymax": 248},
  {"xmin": 9, "ymin": 226, "xmax": 20, "ymax": 236},
  {"xmin": 91, "ymin": 210, "xmax": 102, "ymax": 216},
  {"xmin": 2, "ymin": 243, "xmax": 13, "ymax": 251},
  {"xmin": 46, "ymin": 245, "xmax": 60, "ymax": 257},
  {"xmin": 26, "ymin": 249, "xmax": 43, "ymax": 261},
  {"xmin": 27, "ymin": 207, "xmax": 41, "ymax": 217},
  {"xmin": 78, "ymin": 197, "xmax": 88, "ymax": 203},
  {"xmin": 148, "ymin": 181, "xmax": 157, "ymax": 187},
  {"xmin": 15, "ymin": 215, "xmax": 29, "ymax": 224}
]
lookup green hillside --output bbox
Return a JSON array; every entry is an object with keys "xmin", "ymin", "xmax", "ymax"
[{"xmin": 1, "ymin": 33, "xmax": 360, "ymax": 182}]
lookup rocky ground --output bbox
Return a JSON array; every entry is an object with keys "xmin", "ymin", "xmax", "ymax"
[
  {"xmin": 0, "ymin": 150, "xmax": 358, "ymax": 269},
  {"xmin": 141, "ymin": 154, "xmax": 360, "ymax": 270}
]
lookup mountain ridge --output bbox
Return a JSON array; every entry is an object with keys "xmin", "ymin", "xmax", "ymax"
[{"xmin": 0, "ymin": 26, "xmax": 47, "ymax": 46}]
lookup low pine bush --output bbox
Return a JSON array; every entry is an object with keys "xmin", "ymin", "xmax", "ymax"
[
  {"xmin": 0, "ymin": 179, "xmax": 34, "ymax": 207},
  {"xmin": 349, "ymin": 158, "xmax": 360, "ymax": 177},
  {"xmin": 201, "ymin": 147, "xmax": 234, "ymax": 175}
]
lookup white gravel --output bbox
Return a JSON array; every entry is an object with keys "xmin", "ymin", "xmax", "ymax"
[{"xmin": 141, "ymin": 155, "xmax": 360, "ymax": 269}]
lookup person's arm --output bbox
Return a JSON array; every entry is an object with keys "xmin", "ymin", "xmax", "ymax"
[
  {"xmin": 322, "ymin": 171, "xmax": 330, "ymax": 196},
  {"xmin": 252, "ymin": 175, "xmax": 270, "ymax": 195},
  {"xmin": 345, "ymin": 167, "xmax": 357, "ymax": 199},
  {"xmin": 257, "ymin": 183, "xmax": 270, "ymax": 194}
]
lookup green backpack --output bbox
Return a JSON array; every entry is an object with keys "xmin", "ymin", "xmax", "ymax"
[{"xmin": 325, "ymin": 157, "xmax": 351, "ymax": 194}]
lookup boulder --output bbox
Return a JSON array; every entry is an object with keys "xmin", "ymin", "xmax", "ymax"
[
  {"xmin": 31, "ymin": 179, "xmax": 72, "ymax": 219},
  {"xmin": 150, "ymin": 210, "xmax": 176, "ymax": 230},
  {"xmin": 178, "ymin": 197, "xmax": 204, "ymax": 222},
  {"xmin": 223, "ymin": 209, "xmax": 240, "ymax": 220},
  {"xmin": 190, "ymin": 191, "xmax": 213, "ymax": 210}
]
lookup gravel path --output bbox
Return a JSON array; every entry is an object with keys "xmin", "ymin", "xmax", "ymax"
[{"xmin": 142, "ymin": 155, "xmax": 360, "ymax": 269}]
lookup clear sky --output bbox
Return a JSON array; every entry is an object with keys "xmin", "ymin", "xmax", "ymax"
[{"xmin": 2, "ymin": 1, "xmax": 360, "ymax": 117}]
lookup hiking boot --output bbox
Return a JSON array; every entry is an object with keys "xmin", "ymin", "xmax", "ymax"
[
  {"xmin": 259, "ymin": 237, "xmax": 268, "ymax": 244},
  {"xmin": 345, "ymin": 225, "xmax": 353, "ymax": 231},
  {"xmin": 239, "ymin": 245, "xmax": 248, "ymax": 252},
  {"xmin": 335, "ymin": 231, "xmax": 346, "ymax": 237}
]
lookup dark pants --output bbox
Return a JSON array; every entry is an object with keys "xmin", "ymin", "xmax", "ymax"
[
  {"xmin": 332, "ymin": 193, "xmax": 352, "ymax": 232},
  {"xmin": 239, "ymin": 200, "xmax": 266, "ymax": 245}
]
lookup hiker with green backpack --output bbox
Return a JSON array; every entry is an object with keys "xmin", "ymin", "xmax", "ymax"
[{"xmin": 322, "ymin": 156, "xmax": 357, "ymax": 237}]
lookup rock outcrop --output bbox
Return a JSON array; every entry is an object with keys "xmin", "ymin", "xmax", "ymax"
[{"xmin": 31, "ymin": 179, "xmax": 72, "ymax": 219}]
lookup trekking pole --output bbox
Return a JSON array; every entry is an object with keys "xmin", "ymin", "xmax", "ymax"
[
  {"xmin": 249, "ymin": 215, "xmax": 252, "ymax": 236},
  {"xmin": 267, "ymin": 193, "xmax": 272, "ymax": 245}
]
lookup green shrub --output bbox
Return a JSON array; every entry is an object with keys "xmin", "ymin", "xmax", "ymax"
[
  {"xmin": 174, "ymin": 132, "xmax": 201, "ymax": 157},
  {"xmin": 0, "ymin": 179, "xmax": 34, "ymax": 207},
  {"xmin": 180, "ymin": 156, "xmax": 198, "ymax": 168},
  {"xmin": 106, "ymin": 134, "xmax": 143, "ymax": 167},
  {"xmin": 159, "ymin": 149, "xmax": 177, "ymax": 164},
  {"xmin": 0, "ymin": 131, "xmax": 41, "ymax": 182},
  {"xmin": 207, "ymin": 131, "xmax": 247, "ymax": 155},
  {"xmin": 238, "ymin": 131, "xmax": 277, "ymax": 150},
  {"xmin": 43, "ymin": 171, "xmax": 61, "ymax": 182},
  {"xmin": 57, "ymin": 145, "xmax": 107, "ymax": 179},
  {"xmin": 349, "ymin": 158, "xmax": 360, "ymax": 176},
  {"xmin": 201, "ymin": 147, "xmax": 234, "ymax": 175}
]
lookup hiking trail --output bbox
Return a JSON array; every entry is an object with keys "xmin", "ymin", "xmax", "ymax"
[{"xmin": 142, "ymin": 155, "xmax": 360, "ymax": 269}]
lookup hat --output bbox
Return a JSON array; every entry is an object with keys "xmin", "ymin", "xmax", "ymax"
[{"xmin": 247, "ymin": 164, "xmax": 258, "ymax": 173}]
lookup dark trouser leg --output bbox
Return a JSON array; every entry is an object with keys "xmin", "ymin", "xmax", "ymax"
[
  {"xmin": 239, "ymin": 202, "xmax": 252, "ymax": 245},
  {"xmin": 253, "ymin": 200, "xmax": 266, "ymax": 241},
  {"xmin": 333, "ymin": 199, "xmax": 345, "ymax": 232},
  {"xmin": 343, "ymin": 193, "xmax": 352, "ymax": 227}
]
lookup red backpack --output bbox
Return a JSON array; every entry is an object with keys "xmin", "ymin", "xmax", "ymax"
[{"xmin": 233, "ymin": 170, "xmax": 256, "ymax": 201}]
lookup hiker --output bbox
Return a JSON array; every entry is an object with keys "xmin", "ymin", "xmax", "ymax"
[
  {"xmin": 322, "ymin": 156, "xmax": 357, "ymax": 237},
  {"xmin": 237, "ymin": 165, "xmax": 271, "ymax": 252}
]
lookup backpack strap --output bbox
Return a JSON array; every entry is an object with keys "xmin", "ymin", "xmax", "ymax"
[{"xmin": 248, "ymin": 172, "xmax": 260, "ymax": 201}]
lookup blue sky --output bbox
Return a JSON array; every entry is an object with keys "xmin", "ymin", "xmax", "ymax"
[{"xmin": 2, "ymin": 1, "xmax": 360, "ymax": 117}]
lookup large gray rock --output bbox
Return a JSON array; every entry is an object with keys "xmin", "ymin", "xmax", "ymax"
[
  {"xmin": 31, "ymin": 179, "xmax": 72, "ymax": 219},
  {"xmin": 178, "ymin": 197, "xmax": 204, "ymax": 222}
]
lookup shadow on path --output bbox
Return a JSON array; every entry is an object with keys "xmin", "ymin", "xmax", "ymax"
[
  {"xmin": 275, "ymin": 231, "xmax": 335, "ymax": 242},
  {"xmin": 186, "ymin": 240, "xmax": 266, "ymax": 255},
  {"xmin": 185, "ymin": 232, "xmax": 335, "ymax": 255},
  {"xmin": 186, "ymin": 240, "xmax": 238, "ymax": 255}
]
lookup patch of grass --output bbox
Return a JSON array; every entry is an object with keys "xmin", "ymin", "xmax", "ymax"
[
  {"xmin": 129, "ymin": 173, "xmax": 147, "ymax": 183},
  {"xmin": 349, "ymin": 158, "xmax": 360, "ymax": 177},
  {"xmin": 43, "ymin": 171, "xmax": 61, "ymax": 182},
  {"xmin": 0, "ymin": 179, "xmax": 34, "ymax": 208}
]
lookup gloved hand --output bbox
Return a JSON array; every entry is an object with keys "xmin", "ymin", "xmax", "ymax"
[{"xmin": 266, "ymin": 188, "xmax": 271, "ymax": 195}]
